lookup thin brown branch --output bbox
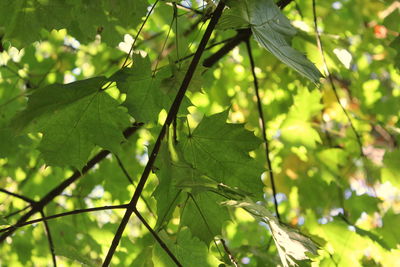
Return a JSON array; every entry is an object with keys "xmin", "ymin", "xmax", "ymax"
[
  {"xmin": 102, "ymin": 2, "xmax": 226, "ymax": 265},
  {"xmin": 114, "ymin": 154, "xmax": 134, "ymax": 185},
  {"xmin": 220, "ymin": 239, "xmax": 239, "ymax": 267},
  {"xmin": 114, "ymin": 154, "xmax": 156, "ymax": 218},
  {"xmin": 121, "ymin": 0, "xmax": 159, "ymax": 68},
  {"xmin": 0, "ymin": 188, "xmax": 35, "ymax": 204},
  {"xmin": 312, "ymin": 0, "xmax": 363, "ymax": 156},
  {"xmin": 245, "ymin": 39, "xmax": 280, "ymax": 220},
  {"xmin": 133, "ymin": 209, "xmax": 182, "ymax": 266},
  {"xmin": 0, "ymin": 204, "xmax": 129, "ymax": 234},
  {"xmin": 4, "ymin": 206, "xmax": 31, "ymax": 219},
  {"xmin": 40, "ymin": 210, "xmax": 57, "ymax": 267}
]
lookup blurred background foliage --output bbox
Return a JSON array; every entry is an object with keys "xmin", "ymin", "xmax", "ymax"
[{"xmin": 0, "ymin": 0, "xmax": 399, "ymax": 266}]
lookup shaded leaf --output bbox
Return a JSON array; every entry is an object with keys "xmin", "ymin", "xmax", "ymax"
[{"xmin": 12, "ymin": 77, "xmax": 131, "ymax": 168}]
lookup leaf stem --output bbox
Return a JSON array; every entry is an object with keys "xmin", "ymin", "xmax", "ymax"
[
  {"xmin": 312, "ymin": 0, "xmax": 363, "ymax": 156},
  {"xmin": 40, "ymin": 210, "xmax": 57, "ymax": 267},
  {"xmin": 245, "ymin": 39, "xmax": 280, "ymax": 220},
  {"xmin": 114, "ymin": 154, "xmax": 156, "ymax": 218},
  {"xmin": 187, "ymin": 193, "xmax": 223, "ymax": 258},
  {"xmin": 122, "ymin": 0, "xmax": 159, "ymax": 68}
]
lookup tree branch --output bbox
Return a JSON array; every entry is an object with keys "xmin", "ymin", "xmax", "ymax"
[
  {"xmin": 40, "ymin": 210, "xmax": 57, "ymax": 267},
  {"xmin": 102, "ymin": 2, "xmax": 226, "ymax": 266},
  {"xmin": 312, "ymin": 0, "xmax": 363, "ymax": 157},
  {"xmin": 0, "ymin": 204, "xmax": 129, "ymax": 234},
  {"xmin": 0, "ymin": 188, "xmax": 35, "ymax": 204},
  {"xmin": 133, "ymin": 209, "xmax": 182, "ymax": 266},
  {"xmin": 220, "ymin": 239, "xmax": 239, "ymax": 267}
]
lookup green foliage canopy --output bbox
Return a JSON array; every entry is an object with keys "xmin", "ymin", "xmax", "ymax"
[{"xmin": 0, "ymin": 0, "xmax": 399, "ymax": 266}]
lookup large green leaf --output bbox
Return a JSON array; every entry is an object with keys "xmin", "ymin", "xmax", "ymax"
[
  {"xmin": 180, "ymin": 110, "xmax": 264, "ymax": 197},
  {"xmin": 12, "ymin": 77, "xmax": 131, "ymax": 169}
]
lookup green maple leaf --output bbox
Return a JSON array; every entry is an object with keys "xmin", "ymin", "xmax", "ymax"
[
  {"xmin": 221, "ymin": 0, "xmax": 323, "ymax": 83},
  {"xmin": 12, "ymin": 77, "xmax": 131, "ymax": 169},
  {"xmin": 154, "ymin": 137, "xmax": 231, "ymax": 245},
  {"xmin": 180, "ymin": 110, "xmax": 264, "ymax": 197}
]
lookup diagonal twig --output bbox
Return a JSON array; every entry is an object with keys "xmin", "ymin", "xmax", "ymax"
[
  {"xmin": 220, "ymin": 238, "xmax": 239, "ymax": 267},
  {"xmin": 133, "ymin": 209, "xmax": 182, "ymax": 266},
  {"xmin": 114, "ymin": 154, "xmax": 155, "ymax": 218},
  {"xmin": 0, "ymin": 204, "xmax": 129, "ymax": 233},
  {"xmin": 40, "ymin": 210, "xmax": 57, "ymax": 267},
  {"xmin": 312, "ymin": 0, "xmax": 363, "ymax": 156},
  {"xmin": 0, "ymin": 188, "xmax": 35, "ymax": 204}
]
